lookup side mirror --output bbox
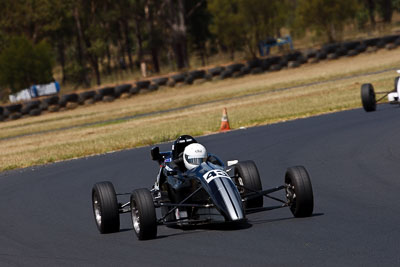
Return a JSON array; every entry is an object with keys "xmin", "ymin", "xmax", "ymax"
[
  {"xmin": 227, "ymin": 160, "xmax": 238, "ymax": 167},
  {"xmin": 151, "ymin": 146, "xmax": 161, "ymax": 161}
]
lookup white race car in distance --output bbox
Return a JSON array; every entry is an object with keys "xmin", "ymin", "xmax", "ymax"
[{"xmin": 361, "ymin": 70, "xmax": 400, "ymax": 112}]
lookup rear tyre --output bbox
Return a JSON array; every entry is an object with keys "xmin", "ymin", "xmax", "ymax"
[
  {"xmin": 130, "ymin": 188, "xmax": 157, "ymax": 240},
  {"xmin": 285, "ymin": 166, "xmax": 314, "ymax": 217},
  {"xmin": 234, "ymin": 161, "xmax": 263, "ymax": 209},
  {"xmin": 361, "ymin": 83, "xmax": 376, "ymax": 112},
  {"xmin": 92, "ymin": 182, "xmax": 120, "ymax": 234}
]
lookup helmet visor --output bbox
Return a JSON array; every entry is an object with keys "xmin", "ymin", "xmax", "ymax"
[{"xmin": 185, "ymin": 155, "xmax": 206, "ymax": 166}]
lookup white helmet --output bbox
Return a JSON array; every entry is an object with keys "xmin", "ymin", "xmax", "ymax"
[{"xmin": 183, "ymin": 143, "xmax": 207, "ymax": 170}]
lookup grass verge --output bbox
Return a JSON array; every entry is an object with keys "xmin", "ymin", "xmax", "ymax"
[{"xmin": 1, "ymin": 48, "xmax": 400, "ymax": 172}]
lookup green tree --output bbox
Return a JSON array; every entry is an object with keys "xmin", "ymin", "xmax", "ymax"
[
  {"xmin": 295, "ymin": 0, "xmax": 359, "ymax": 43},
  {"xmin": 208, "ymin": 0, "xmax": 246, "ymax": 60},
  {"xmin": 237, "ymin": 0, "xmax": 288, "ymax": 57},
  {"xmin": 0, "ymin": 36, "xmax": 54, "ymax": 93}
]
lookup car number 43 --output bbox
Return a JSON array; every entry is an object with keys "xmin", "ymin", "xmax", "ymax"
[{"xmin": 204, "ymin": 170, "xmax": 231, "ymax": 183}]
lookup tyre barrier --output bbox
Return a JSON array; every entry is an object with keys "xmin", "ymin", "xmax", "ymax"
[
  {"xmin": 78, "ymin": 90, "xmax": 96, "ymax": 104},
  {"xmin": 189, "ymin": 70, "xmax": 206, "ymax": 80},
  {"xmin": 336, "ymin": 47, "xmax": 348, "ymax": 57},
  {"xmin": 303, "ymin": 49, "xmax": 318, "ymax": 59},
  {"xmin": 167, "ymin": 79, "xmax": 176, "ymax": 87},
  {"xmin": 247, "ymin": 58, "xmax": 262, "ymax": 69},
  {"xmin": 148, "ymin": 84, "xmax": 159, "ymax": 91},
  {"xmin": 39, "ymin": 101, "xmax": 49, "ymax": 111},
  {"xmin": 152, "ymin": 77, "xmax": 169, "ymax": 86},
  {"xmin": 59, "ymin": 93, "xmax": 79, "ymax": 107},
  {"xmin": 114, "ymin": 84, "xmax": 132, "ymax": 97},
  {"xmin": 226, "ymin": 63, "xmax": 244, "ymax": 73},
  {"xmin": 136, "ymin": 80, "xmax": 151, "ymax": 89},
  {"xmin": 29, "ymin": 108, "xmax": 41, "ymax": 116},
  {"xmin": 97, "ymin": 86, "xmax": 115, "ymax": 97},
  {"xmin": 208, "ymin": 66, "xmax": 225, "ymax": 76},
  {"xmin": 342, "ymin": 41, "xmax": 360, "ymax": 51},
  {"xmin": 356, "ymin": 42, "xmax": 367, "ymax": 53},
  {"xmin": 171, "ymin": 73, "xmax": 186, "ymax": 83},
  {"xmin": 288, "ymin": 61, "xmax": 300, "ymax": 68},
  {"xmin": 251, "ymin": 67, "xmax": 264, "ymax": 75},
  {"xmin": 21, "ymin": 100, "xmax": 41, "ymax": 115},
  {"xmin": 327, "ymin": 52, "xmax": 339, "ymax": 60},
  {"xmin": 43, "ymin": 95, "xmax": 59, "ymax": 105},
  {"xmin": 10, "ymin": 112, "xmax": 22, "ymax": 120},
  {"xmin": 386, "ymin": 43, "xmax": 397, "ymax": 50},
  {"xmin": 5, "ymin": 103, "xmax": 22, "ymax": 113},
  {"xmin": 240, "ymin": 65, "xmax": 251, "ymax": 75},
  {"xmin": 204, "ymin": 73, "xmax": 213, "ymax": 81},
  {"xmin": 347, "ymin": 49, "xmax": 359, "ymax": 57},
  {"xmin": 322, "ymin": 43, "xmax": 340, "ymax": 54},
  {"xmin": 219, "ymin": 69, "xmax": 233, "ymax": 79},
  {"xmin": 102, "ymin": 95, "xmax": 115, "ymax": 102},
  {"xmin": 286, "ymin": 51, "xmax": 302, "ymax": 61},
  {"xmin": 129, "ymin": 86, "xmax": 140, "ymax": 95},
  {"xmin": 364, "ymin": 37, "xmax": 380, "ymax": 47},
  {"xmin": 184, "ymin": 75, "xmax": 194, "ymax": 85},
  {"xmin": 48, "ymin": 105, "xmax": 60, "ymax": 112},
  {"xmin": 2, "ymin": 33, "xmax": 400, "ymax": 123},
  {"xmin": 93, "ymin": 93, "xmax": 103, "ymax": 102},
  {"xmin": 270, "ymin": 63, "xmax": 283, "ymax": 71}
]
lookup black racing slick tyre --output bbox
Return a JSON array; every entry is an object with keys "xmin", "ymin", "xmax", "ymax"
[
  {"xmin": 130, "ymin": 188, "xmax": 157, "ymax": 240},
  {"xmin": 361, "ymin": 83, "xmax": 376, "ymax": 112},
  {"xmin": 92, "ymin": 182, "xmax": 120, "ymax": 234},
  {"xmin": 234, "ymin": 161, "xmax": 263, "ymax": 209},
  {"xmin": 285, "ymin": 166, "xmax": 314, "ymax": 218}
]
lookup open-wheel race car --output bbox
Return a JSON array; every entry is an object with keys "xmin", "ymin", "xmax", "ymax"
[
  {"xmin": 91, "ymin": 135, "xmax": 314, "ymax": 240},
  {"xmin": 361, "ymin": 70, "xmax": 400, "ymax": 112}
]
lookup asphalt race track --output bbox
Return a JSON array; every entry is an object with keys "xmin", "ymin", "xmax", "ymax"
[{"xmin": 1, "ymin": 105, "xmax": 400, "ymax": 266}]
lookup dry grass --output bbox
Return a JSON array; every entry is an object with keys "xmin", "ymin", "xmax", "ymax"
[{"xmin": 1, "ymin": 48, "xmax": 400, "ymax": 171}]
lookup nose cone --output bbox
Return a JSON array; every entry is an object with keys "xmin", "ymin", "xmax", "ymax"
[{"xmin": 207, "ymin": 177, "xmax": 245, "ymax": 221}]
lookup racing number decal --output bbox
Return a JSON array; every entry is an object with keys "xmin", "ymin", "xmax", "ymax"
[{"xmin": 204, "ymin": 170, "xmax": 230, "ymax": 183}]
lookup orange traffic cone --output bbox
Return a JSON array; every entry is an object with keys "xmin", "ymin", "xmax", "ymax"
[{"xmin": 219, "ymin": 108, "xmax": 230, "ymax": 131}]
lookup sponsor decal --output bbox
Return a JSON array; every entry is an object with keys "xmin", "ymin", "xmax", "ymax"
[{"xmin": 203, "ymin": 170, "xmax": 231, "ymax": 183}]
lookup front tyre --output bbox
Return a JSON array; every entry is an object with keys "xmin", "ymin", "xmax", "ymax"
[
  {"xmin": 285, "ymin": 166, "xmax": 314, "ymax": 217},
  {"xmin": 234, "ymin": 160, "xmax": 263, "ymax": 209},
  {"xmin": 92, "ymin": 181, "xmax": 120, "ymax": 234},
  {"xmin": 130, "ymin": 188, "xmax": 157, "ymax": 240},
  {"xmin": 361, "ymin": 83, "xmax": 376, "ymax": 112}
]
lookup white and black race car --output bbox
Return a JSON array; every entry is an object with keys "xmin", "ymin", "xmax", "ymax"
[
  {"xmin": 91, "ymin": 135, "xmax": 314, "ymax": 240},
  {"xmin": 361, "ymin": 70, "xmax": 400, "ymax": 112}
]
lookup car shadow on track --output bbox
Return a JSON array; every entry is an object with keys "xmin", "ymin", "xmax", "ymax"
[
  {"xmin": 248, "ymin": 213, "xmax": 324, "ymax": 225},
  {"xmin": 155, "ymin": 221, "xmax": 253, "ymax": 239}
]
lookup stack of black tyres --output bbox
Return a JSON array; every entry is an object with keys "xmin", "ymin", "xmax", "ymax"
[
  {"xmin": 246, "ymin": 58, "xmax": 262, "ymax": 74},
  {"xmin": 0, "ymin": 106, "xmax": 4, "ymax": 121},
  {"xmin": 136, "ymin": 80, "xmax": 151, "ymax": 90},
  {"xmin": 43, "ymin": 95, "xmax": 60, "ymax": 112},
  {"xmin": 59, "ymin": 93, "xmax": 79, "ymax": 107},
  {"xmin": 114, "ymin": 84, "xmax": 132, "ymax": 97},
  {"xmin": 97, "ymin": 87, "xmax": 115, "ymax": 102},
  {"xmin": 78, "ymin": 90, "xmax": 96, "ymax": 104},
  {"xmin": 5, "ymin": 103, "xmax": 22, "ymax": 120},
  {"xmin": 207, "ymin": 66, "xmax": 225, "ymax": 78},
  {"xmin": 152, "ymin": 77, "xmax": 169, "ymax": 87},
  {"xmin": 21, "ymin": 100, "xmax": 41, "ymax": 116},
  {"xmin": 185, "ymin": 70, "xmax": 206, "ymax": 84}
]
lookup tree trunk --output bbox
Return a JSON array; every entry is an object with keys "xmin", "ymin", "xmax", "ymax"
[
  {"xmin": 365, "ymin": 0, "xmax": 376, "ymax": 27},
  {"xmin": 57, "ymin": 39, "xmax": 67, "ymax": 84},
  {"xmin": 168, "ymin": 0, "xmax": 189, "ymax": 69},
  {"xmin": 145, "ymin": 1, "xmax": 160, "ymax": 73},
  {"xmin": 379, "ymin": 0, "xmax": 392, "ymax": 23},
  {"xmin": 135, "ymin": 17, "xmax": 144, "ymax": 65},
  {"xmin": 73, "ymin": 6, "xmax": 90, "ymax": 87},
  {"xmin": 121, "ymin": 19, "xmax": 134, "ymax": 70}
]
